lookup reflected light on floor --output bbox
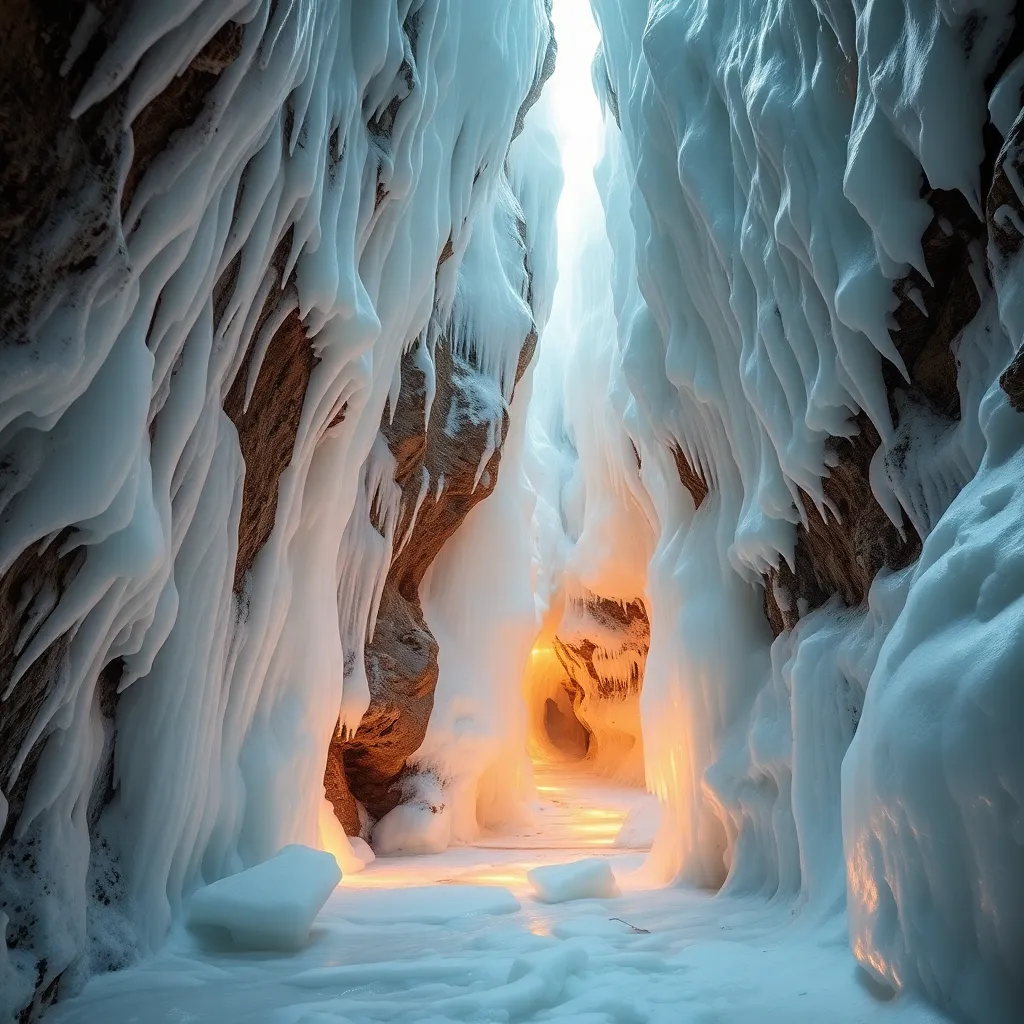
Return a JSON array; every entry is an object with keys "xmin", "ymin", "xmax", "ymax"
[{"xmin": 333, "ymin": 755, "xmax": 653, "ymax": 895}]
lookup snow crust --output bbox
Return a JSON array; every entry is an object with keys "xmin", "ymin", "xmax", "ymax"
[
  {"xmin": 0, "ymin": 0, "xmax": 556, "ymax": 1010},
  {"xmin": 330, "ymin": 884, "xmax": 521, "ymax": 926},
  {"xmin": 186, "ymin": 845, "xmax": 340, "ymax": 951},
  {"xmin": 44, "ymin": 840, "xmax": 951, "ymax": 1024}
]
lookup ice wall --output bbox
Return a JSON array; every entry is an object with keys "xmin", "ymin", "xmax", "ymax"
[
  {"xmin": 0, "ymin": 0, "xmax": 555, "ymax": 1015},
  {"xmin": 579, "ymin": 0, "xmax": 1024, "ymax": 1020}
]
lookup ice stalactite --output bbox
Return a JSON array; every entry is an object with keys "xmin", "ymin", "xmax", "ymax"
[
  {"xmin": 553, "ymin": 0, "xmax": 1024, "ymax": 1020},
  {"xmin": 0, "ymin": 0, "xmax": 556, "ymax": 1016},
  {"xmin": 324, "ymin": 101, "xmax": 562, "ymax": 854}
]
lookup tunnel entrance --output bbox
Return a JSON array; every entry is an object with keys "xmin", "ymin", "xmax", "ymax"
[
  {"xmin": 543, "ymin": 692, "xmax": 590, "ymax": 759},
  {"xmin": 523, "ymin": 595, "xmax": 650, "ymax": 789}
]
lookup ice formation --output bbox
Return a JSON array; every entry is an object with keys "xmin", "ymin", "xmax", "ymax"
[
  {"xmin": 0, "ymin": 0, "xmax": 556, "ymax": 1015},
  {"xmin": 2, "ymin": 0, "xmax": 1024, "ymax": 1021},
  {"xmin": 534, "ymin": 0, "xmax": 1023, "ymax": 1021},
  {"xmin": 526, "ymin": 857, "xmax": 621, "ymax": 903}
]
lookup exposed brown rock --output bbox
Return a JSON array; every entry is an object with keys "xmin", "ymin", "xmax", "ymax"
[
  {"xmin": 764, "ymin": 420, "xmax": 920, "ymax": 636},
  {"xmin": 552, "ymin": 594, "xmax": 649, "ymax": 783},
  {"xmin": 0, "ymin": 7, "xmax": 260, "ymax": 1014},
  {"xmin": 0, "ymin": 0, "xmax": 116, "ymax": 254},
  {"xmin": 323, "ymin": 727, "xmax": 362, "ymax": 837},
  {"xmin": 323, "ymin": 0, "xmax": 554, "ymax": 827},
  {"xmin": 762, "ymin": 118, "xmax": 1020, "ymax": 635},
  {"xmin": 758, "ymin": 23, "xmax": 1024, "ymax": 638},
  {"xmin": 672, "ymin": 444, "xmax": 708, "ymax": 510},
  {"xmin": 335, "ymin": 322, "xmax": 535, "ymax": 821},
  {"xmin": 223, "ymin": 302, "xmax": 312, "ymax": 593},
  {"xmin": 0, "ymin": 0, "xmax": 124, "ymax": 347}
]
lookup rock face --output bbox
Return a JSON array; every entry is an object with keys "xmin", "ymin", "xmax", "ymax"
[
  {"xmin": 326, "ymin": 320, "xmax": 538, "ymax": 824},
  {"xmin": 0, "ymin": 0, "xmax": 116, "ymax": 854},
  {"xmin": 0, "ymin": 6, "xmax": 317, "ymax": 1015},
  {"xmin": 551, "ymin": 593, "xmax": 649, "ymax": 785},
  {"xmin": 323, "ymin": 5, "xmax": 555, "ymax": 835},
  {"xmin": 588, "ymin": 3, "xmax": 1024, "ymax": 1020}
]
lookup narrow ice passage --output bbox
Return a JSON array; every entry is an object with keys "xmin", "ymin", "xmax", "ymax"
[
  {"xmin": 2, "ymin": 1, "xmax": 1024, "ymax": 1023},
  {"xmin": 42, "ymin": 766, "xmax": 943, "ymax": 1024}
]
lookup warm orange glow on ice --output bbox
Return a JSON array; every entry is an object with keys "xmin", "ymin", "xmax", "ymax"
[{"xmin": 328, "ymin": 755, "xmax": 659, "ymax": 899}]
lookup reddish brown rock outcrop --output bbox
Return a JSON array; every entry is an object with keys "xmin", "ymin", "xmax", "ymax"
[
  {"xmin": 0, "ymin": 5, "xmax": 314, "ymax": 1016},
  {"xmin": 329, "ymin": 322, "xmax": 537, "ymax": 822},
  {"xmin": 551, "ymin": 593, "xmax": 649, "ymax": 785},
  {"xmin": 324, "ymin": 1, "xmax": 555, "ymax": 831}
]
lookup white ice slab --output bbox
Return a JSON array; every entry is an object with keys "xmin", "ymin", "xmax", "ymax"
[
  {"xmin": 187, "ymin": 845, "xmax": 341, "ymax": 951},
  {"xmin": 526, "ymin": 858, "xmax": 621, "ymax": 903}
]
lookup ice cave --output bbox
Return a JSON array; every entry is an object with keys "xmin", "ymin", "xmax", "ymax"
[{"xmin": 1, "ymin": 0, "xmax": 1023, "ymax": 1021}]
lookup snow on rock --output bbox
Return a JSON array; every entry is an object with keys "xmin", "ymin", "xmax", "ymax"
[
  {"xmin": 326, "ymin": 94, "xmax": 562, "ymax": 847},
  {"xmin": 186, "ymin": 845, "xmax": 340, "ymax": 952},
  {"xmin": 554, "ymin": 0, "xmax": 1024, "ymax": 1020},
  {"xmin": 0, "ymin": 0, "xmax": 557, "ymax": 1015},
  {"xmin": 526, "ymin": 858, "xmax": 621, "ymax": 903},
  {"xmin": 371, "ymin": 774, "xmax": 452, "ymax": 856}
]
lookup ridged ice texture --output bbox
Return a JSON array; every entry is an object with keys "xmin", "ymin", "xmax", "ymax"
[
  {"xmin": 582, "ymin": 1, "xmax": 1022, "ymax": 1021},
  {"xmin": 0, "ymin": 0, "xmax": 553, "ymax": 1011},
  {"xmin": 408, "ymin": 108, "xmax": 563, "ymax": 844},
  {"xmin": 843, "ymin": 384, "xmax": 1024, "ymax": 1021}
]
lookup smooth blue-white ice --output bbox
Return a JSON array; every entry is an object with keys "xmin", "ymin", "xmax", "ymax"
[{"xmin": 186, "ymin": 846, "xmax": 341, "ymax": 952}]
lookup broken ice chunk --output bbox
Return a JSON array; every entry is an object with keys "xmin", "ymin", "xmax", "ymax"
[
  {"xmin": 526, "ymin": 858, "xmax": 621, "ymax": 903},
  {"xmin": 187, "ymin": 845, "xmax": 341, "ymax": 951}
]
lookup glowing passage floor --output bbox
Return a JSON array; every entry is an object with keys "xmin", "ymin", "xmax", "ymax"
[{"xmin": 48, "ymin": 770, "xmax": 951, "ymax": 1024}]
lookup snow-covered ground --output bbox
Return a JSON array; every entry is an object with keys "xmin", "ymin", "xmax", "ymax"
[{"xmin": 46, "ymin": 766, "xmax": 949, "ymax": 1024}]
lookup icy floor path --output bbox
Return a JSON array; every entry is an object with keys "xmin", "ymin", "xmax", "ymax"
[
  {"xmin": 472, "ymin": 762, "xmax": 660, "ymax": 852},
  {"xmin": 47, "ymin": 769, "xmax": 951, "ymax": 1024}
]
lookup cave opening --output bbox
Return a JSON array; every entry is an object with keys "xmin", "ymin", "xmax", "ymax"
[{"xmin": 523, "ymin": 594, "xmax": 652, "ymax": 794}]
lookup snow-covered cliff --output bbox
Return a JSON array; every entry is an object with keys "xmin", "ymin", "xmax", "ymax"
[
  {"xmin": 559, "ymin": 1, "xmax": 1023, "ymax": 1020},
  {"xmin": 0, "ymin": 1, "xmax": 556, "ymax": 1016}
]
